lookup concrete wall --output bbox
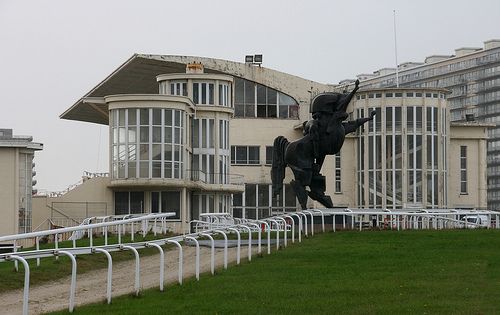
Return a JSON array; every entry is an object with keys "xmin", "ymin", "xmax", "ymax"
[
  {"xmin": 0, "ymin": 148, "xmax": 17, "ymax": 236},
  {"xmin": 449, "ymin": 124, "xmax": 489, "ymax": 209},
  {"xmin": 31, "ymin": 177, "xmax": 113, "ymax": 230}
]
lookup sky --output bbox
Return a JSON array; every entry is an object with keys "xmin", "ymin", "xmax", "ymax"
[{"xmin": 1, "ymin": 0, "xmax": 500, "ymax": 192}]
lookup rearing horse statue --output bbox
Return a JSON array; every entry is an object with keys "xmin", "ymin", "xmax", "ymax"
[{"xmin": 271, "ymin": 80, "xmax": 375, "ymax": 209}]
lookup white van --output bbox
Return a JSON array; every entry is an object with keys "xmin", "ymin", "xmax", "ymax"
[{"xmin": 464, "ymin": 215, "xmax": 489, "ymax": 228}]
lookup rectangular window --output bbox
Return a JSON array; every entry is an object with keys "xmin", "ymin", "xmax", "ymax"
[
  {"xmin": 460, "ymin": 146, "xmax": 467, "ymax": 194},
  {"xmin": 231, "ymin": 146, "xmax": 260, "ymax": 165},
  {"xmin": 266, "ymin": 146, "xmax": 273, "ymax": 165},
  {"xmin": 334, "ymin": 153, "xmax": 341, "ymax": 193}
]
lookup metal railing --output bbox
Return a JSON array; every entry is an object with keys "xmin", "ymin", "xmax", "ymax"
[
  {"xmin": 2, "ymin": 208, "xmax": 499, "ymax": 315},
  {"xmin": 186, "ymin": 169, "xmax": 244, "ymax": 185}
]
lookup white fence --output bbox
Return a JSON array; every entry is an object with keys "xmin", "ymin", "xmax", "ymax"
[{"xmin": 1, "ymin": 208, "xmax": 499, "ymax": 315}]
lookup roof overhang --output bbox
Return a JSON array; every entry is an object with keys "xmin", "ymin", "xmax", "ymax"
[{"xmin": 60, "ymin": 54, "xmax": 208, "ymax": 125}]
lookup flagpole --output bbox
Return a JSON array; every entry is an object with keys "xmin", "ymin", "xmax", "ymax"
[{"xmin": 393, "ymin": 10, "xmax": 399, "ymax": 87}]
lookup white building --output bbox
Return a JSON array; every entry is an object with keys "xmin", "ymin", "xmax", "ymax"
[{"xmin": 28, "ymin": 54, "xmax": 490, "ymax": 234}]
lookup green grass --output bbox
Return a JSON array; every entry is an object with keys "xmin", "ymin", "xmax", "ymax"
[
  {"xmin": 0, "ymin": 233, "xmax": 174, "ymax": 292},
  {"xmin": 49, "ymin": 229, "xmax": 500, "ymax": 314}
]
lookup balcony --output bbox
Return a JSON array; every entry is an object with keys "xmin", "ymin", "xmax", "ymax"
[{"xmin": 109, "ymin": 170, "xmax": 245, "ymax": 193}]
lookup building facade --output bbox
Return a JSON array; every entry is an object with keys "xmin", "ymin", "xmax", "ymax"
[
  {"xmin": 354, "ymin": 39, "xmax": 500, "ymax": 209},
  {"xmin": 0, "ymin": 129, "xmax": 42, "ymax": 236},
  {"xmin": 30, "ymin": 54, "xmax": 489, "ymax": 233},
  {"xmin": 349, "ymin": 89, "xmax": 489, "ymax": 210}
]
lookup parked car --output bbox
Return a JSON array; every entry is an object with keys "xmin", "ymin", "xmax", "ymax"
[{"xmin": 464, "ymin": 215, "xmax": 489, "ymax": 228}]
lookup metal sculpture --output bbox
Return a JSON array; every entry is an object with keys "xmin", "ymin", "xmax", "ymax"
[{"xmin": 271, "ymin": 80, "xmax": 375, "ymax": 209}]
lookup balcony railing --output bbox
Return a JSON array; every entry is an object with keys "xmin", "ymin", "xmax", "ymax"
[{"xmin": 186, "ymin": 169, "xmax": 244, "ymax": 186}]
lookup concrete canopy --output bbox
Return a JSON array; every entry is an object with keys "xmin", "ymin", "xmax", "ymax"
[{"xmin": 60, "ymin": 54, "xmax": 220, "ymax": 125}]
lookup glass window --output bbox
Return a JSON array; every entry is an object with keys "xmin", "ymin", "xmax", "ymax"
[
  {"xmin": 233, "ymin": 78, "xmax": 298, "ymax": 119},
  {"xmin": 266, "ymin": 146, "xmax": 273, "ymax": 165},
  {"xmin": 231, "ymin": 146, "xmax": 260, "ymax": 165}
]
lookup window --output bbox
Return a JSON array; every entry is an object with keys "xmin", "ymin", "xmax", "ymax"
[
  {"xmin": 231, "ymin": 146, "xmax": 260, "ymax": 164},
  {"xmin": 151, "ymin": 191, "xmax": 181, "ymax": 219},
  {"xmin": 334, "ymin": 153, "xmax": 341, "ymax": 193},
  {"xmin": 193, "ymin": 82, "xmax": 214, "ymax": 105},
  {"xmin": 234, "ymin": 78, "xmax": 299, "ymax": 119},
  {"xmin": 111, "ymin": 108, "xmax": 184, "ymax": 180},
  {"xmin": 170, "ymin": 81, "xmax": 187, "ymax": 96},
  {"xmin": 460, "ymin": 146, "xmax": 467, "ymax": 194},
  {"xmin": 114, "ymin": 191, "xmax": 145, "ymax": 215},
  {"xmin": 265, "ymin": 146, "xmax": 273, "ymax": 165},
  {"xmin": 233, "ymin": 183, "xmax": 296, "ymax": 219},
  {"xmin": 219, "ymin": 83, "xmax": 230, "ymax": 107}
]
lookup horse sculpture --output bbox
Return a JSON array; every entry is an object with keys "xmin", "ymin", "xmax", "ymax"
[{"xmin": 271, "ymin": 80, "xmax": 375, "ymax": 210}]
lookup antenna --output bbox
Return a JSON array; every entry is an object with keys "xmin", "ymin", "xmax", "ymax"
[{"xmin": 393, "ymin": 10, "xmax": 399, "ymax": 87}]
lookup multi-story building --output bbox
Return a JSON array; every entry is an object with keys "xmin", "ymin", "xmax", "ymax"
[
  {"xmin": 355, "ymin": 39, "xmax": 500, "ymax": 209},
  {"xmin": 0, "ymin": 129, "xmax": 42, "ymax": 236},
  {"xmin": 30, "ymin": 53, "xmax": 490, "ymax": 233}
]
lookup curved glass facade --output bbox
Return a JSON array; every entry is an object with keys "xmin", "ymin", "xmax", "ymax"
[
  {"xmin": 111, "ymin": 108, "xmax": 185, "ymax": 180},
  {"xmin": 234, "ymin": 77, "xmax": 299, "ymax": 119},
  {"xmin": 355, "ymin": 90, "xmax": 448, "ymax": 209}
]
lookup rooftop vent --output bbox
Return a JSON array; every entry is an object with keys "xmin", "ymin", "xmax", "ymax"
[
  {"xmin": 424, "ymin": 55, "xmax": 453, "ymax": 64},
  {"xmin": 455, "ymin": 47, "xmax": 481, "ymax": 57},
  {"xmin": 356, "ymin": 73, "xmax": 377, "ymax": 80},
  {"xmin": 398, "ymin": 62, "xmax": 424, "ymax": 70},
  {"xmin": 484, "ymin": 39, "xmax": 500, "ymax": 50},
  {"xmin": 373, "ymin": 68, "xmax": 396, "ymax": 76}
]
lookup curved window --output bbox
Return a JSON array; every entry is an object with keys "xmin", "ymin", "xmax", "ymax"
[
  {"xmin": 191, "ymin": 117, "xmax": 230, "ymax": 184},
  {"xmin": 234, "ymin": 77, "xmax": 299, "ymax": 119},
  {"xmin": 358, "ymin": 102, "xmax": 444, "ymax": 209},
  {"xmin": 193, "ymin": 82, "xmax": 215, "ymax": 105},
  {"xmin": 111, "ymin": 108, "xmax": 184, "ymax": 180}
]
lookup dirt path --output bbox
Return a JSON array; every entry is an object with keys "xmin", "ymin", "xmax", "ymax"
[{"xmin": 0, "ymin": 245, "xmax": 260, "ymax": 314}]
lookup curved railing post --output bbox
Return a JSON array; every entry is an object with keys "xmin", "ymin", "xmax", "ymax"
[
  {"xmin": 200, "ymin": 233, "xmax": 215, "ymax": 275},
  {"xmin": 275, "ymin": 217, "xmax": 288, "ymax": 247},
  {"xmin": 35, "ymin": 237, "xmax": 40, "ymax": 267},
  {"xmin": 299, "ymin": 212, "xmax": 308, "ymax": 236},
  {"xmin": 166, "ymin": 240, "xmax": 183, "ymax": 285},
  {"xmin": 237, "ymin": 225, "xmax": 252, "ymax": 261},
  {"xmin": 226, "ymin": 227, "xmax": 241, "ymax": 265},
  {"xmin": 247, "ymin": 223, "xmax": 261, "ymax": 254},
  {"xmin": 303, "ymin": 210, "xmax": 314, "ymax": 235},
  {"xmin": 93, "ymin": 248, "xmax": 113, "ymax": 304},
  {"xmin": 214, "ymin": 230, "xmax": 228, "ymax": 270},
  {"xmin": 267, "ymin": 219, "xmax": 280, "ymax": 250},
  {"xmin": 282, "ymin": 215, "xmax": 295, "ymax": 244},
  {"xmin": 7, "ymin": 255, "xmax": 30, "ymax": 315},
  {"xmin": 256, "ymin": 220, "xmax": 271, "ymax": 254},
  {"xmin": 146, "ymin": 243, "xmax": 165, "ymax": 291},
  {"xmin": 184, "ymin": 236, "xmax": 200, "ymax": 280},
  {"xmin": 56, "ymin": 250, "xmax": 77, "ymax": 313},
  {"xmin": 289, "ymin": 213, "xmax": 302, "ymax": 242},
  {"xmin": 121, "ymin": 245, "xmax": 141, "ymax": 296}
]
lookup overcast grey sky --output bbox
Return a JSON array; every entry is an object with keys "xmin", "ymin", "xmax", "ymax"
[{"xmin": 1, "ymin": 0, "xmax": 500, "ymax": 192}]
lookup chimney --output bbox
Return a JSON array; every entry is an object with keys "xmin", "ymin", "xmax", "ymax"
[{"xmin": 186, "ymin": 62, "xmax": 204, "ymax": 74}]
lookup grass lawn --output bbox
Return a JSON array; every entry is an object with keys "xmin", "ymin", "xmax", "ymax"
[
  {"xmin": 50, "ymin": 229, "xmax": 500, "ymax": 314},
  {"xmin": 0, "ymin": 233, "xmax": 174, "ymax": 292}
]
